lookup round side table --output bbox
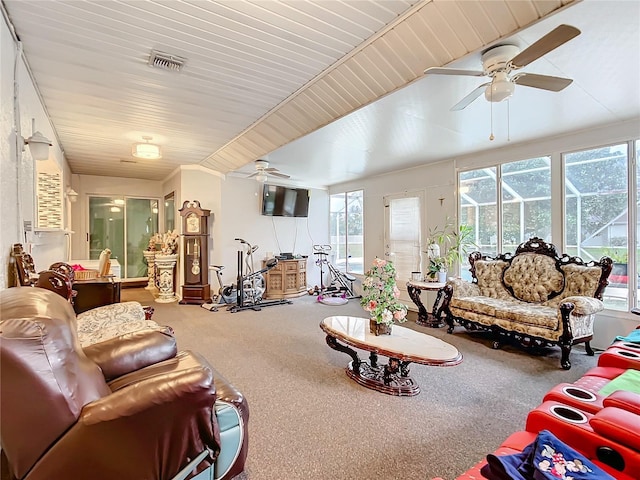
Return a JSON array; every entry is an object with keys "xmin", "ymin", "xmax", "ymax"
[{"xmin": 406, "ymin": 280, "xmax": 446, "ymax": 328}]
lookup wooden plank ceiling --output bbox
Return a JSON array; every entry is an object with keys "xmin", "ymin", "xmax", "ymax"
[{"xmin": 3, "ymin": 0, "xmax": 575, "ymax": 181}]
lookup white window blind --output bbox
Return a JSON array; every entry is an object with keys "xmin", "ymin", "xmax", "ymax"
[{"xmin": 384, "ymin": 192, "xmax": 423, "ymax": 291}]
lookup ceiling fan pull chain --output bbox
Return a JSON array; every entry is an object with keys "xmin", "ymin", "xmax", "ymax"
[
  {"xmin": 507, "ymin": 99, "xmax": 511, "ymax": 142},
  {"xmin": 489, "ymin": 88, "xmax": 495, "ymax": 141}
]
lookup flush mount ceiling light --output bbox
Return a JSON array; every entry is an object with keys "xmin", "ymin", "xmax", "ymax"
[{"xmin": 132, "ymin": 136, "xmax": 162, "ymax": 160}]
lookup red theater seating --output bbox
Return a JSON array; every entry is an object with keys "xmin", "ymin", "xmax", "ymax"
[
  {"xmin": 525, "ymin": 401, "xmax": 640, "ymax": 478},
  {"xmin": 443, "ymin": 326, "xmax": 640, "ymax": 480},
  {"xmin": 598, "ymin": 346, "xmax": 640, "ymax": 369},
  {"xmin": 542, "ymin": 365, "xmax": 640, "ymax": 414}
]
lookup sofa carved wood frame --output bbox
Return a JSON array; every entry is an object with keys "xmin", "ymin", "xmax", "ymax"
[{"xmin": 440, "ymin": 237, "xmax": 613, "ymax": 369}]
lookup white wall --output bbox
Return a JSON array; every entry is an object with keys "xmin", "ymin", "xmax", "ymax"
[
  {"xmin": 176, "ymin": 166, "xmax": 223, "ymax": 295},
  {"xmin": 220, "ymin": 177, "xmax": 329, "ymax": 289},
  {"xmin": 1, "ymin": 15, "xmax": 71, "ymax": 287}
]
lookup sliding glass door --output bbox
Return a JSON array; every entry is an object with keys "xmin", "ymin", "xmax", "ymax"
[{"xmin": 89, "ymin": 196, "xmax": 159, "ymax": 279}]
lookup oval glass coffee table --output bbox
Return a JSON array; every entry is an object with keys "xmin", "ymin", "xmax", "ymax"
[{"xmin": 320, "ymin": 316, "xmax": 462, "ymax": 396}]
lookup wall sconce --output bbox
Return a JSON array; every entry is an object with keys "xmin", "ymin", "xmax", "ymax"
[
  {"xmin": 23, "ymin": 119, "xmax": 52, "ymax": 160},
  {"xmin": 65, "ymin": 187, "xmax": 78, "ymax": 203},
  {"xmin": 132, "ymin": 136, "xmax": 162, "ymax": 159}
]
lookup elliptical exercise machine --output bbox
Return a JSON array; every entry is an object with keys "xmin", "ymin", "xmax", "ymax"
[
  {"xmin": 311, "ymin": 244, "xmax": 359, "ymax": 304},
  {"xmin": 205, "ymin": 238, "xmax": 291, "ymax": 312}
]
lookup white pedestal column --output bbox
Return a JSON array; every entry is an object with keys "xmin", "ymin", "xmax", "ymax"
[
  {"xmin": 154, "ymin": 254, "xmax": 178, "ymax": 303},
  {"xmin": 143, "ymin": 250, "xmax": 157, "ymax": 290}
]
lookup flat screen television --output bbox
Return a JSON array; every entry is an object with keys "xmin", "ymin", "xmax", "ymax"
[{"xmin": 261, "ymin": 184, "xmax": 309, "ymax": 217}]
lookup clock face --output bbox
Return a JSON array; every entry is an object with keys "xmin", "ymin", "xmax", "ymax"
[{"xmin": 186, "ymin": 214, "xmax": 200, "ymax": 233}]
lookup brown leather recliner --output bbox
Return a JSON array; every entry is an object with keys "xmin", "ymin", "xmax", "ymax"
[{"xmin": 0, "ymin": 288, "xmax": 249, "ymax": 480}]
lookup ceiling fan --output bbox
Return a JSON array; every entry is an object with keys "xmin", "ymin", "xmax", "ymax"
[
  {"xmin": 424, "ymin": 24, "xmax": 581, "ymax": 111},
  {"xmin": 247, "ymin": 159, "xmax": 291, "ymax": 182}
]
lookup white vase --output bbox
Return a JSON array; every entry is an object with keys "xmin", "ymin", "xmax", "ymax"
[{"xmin": 437, "ymin": 271, "xmax": 448, "ymax": 283}]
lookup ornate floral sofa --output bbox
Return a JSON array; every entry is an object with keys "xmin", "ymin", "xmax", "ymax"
[{"xmin": 441, "ymin": 237, "xmax": 612, "ymax": 369}]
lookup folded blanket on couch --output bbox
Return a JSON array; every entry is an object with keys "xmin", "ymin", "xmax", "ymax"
[{"xmin": 480, "ymin": 429, "xmax": 614, "ymax": 480}]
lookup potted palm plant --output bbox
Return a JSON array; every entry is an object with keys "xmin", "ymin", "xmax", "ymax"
[{"xmin": 425, "ymin": 219, "xmax": 475, "ymax": 283}]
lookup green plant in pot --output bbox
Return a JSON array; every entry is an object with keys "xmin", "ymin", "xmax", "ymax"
[{"xmin": 425, "ymin": 219, "xmax": 475, "ymax": 282}]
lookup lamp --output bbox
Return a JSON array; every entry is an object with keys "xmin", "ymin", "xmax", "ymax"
[
  {"xmin": 132, "ymin": 136, "xmax": 162, "ymax": 159},
  {"xmin": 255, "ymin": 172, "xmax": 268, "ymax": 183},
  {"xmin": 65, "ymin": 187, "xmax": 78, "ymax": 203},
  {"xmin": 23, "ymin": 119, "xmax": 52, "ymax": 160},
  {"xmin": 485, "ymin": 72, "xmax": 515, "ymax": 103}
]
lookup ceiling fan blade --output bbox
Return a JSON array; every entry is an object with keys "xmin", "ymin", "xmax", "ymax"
[
  {"xmin": 424, "ymin": 66, "xmax": 485, "ymax": 77},
  {"xmin": 246, "ymin": 171, "xmax": 259, "ymax": 178},
  {"xmin": 264, "ymin": 167, "xmax": 280, "ymax": 172},
  {"xmin": 512, "ymin": 72, "xmax": 573, "ymax": 92},
  {"xmin": 510, "ymin": 24, "xmax": 580, "ymax": 69},
  {"xmin": 269, "ymin": 172, "xmax": 290, "ymax": 179},
  {"xmin": 451, "ymin": 82, "xmax": 490, "ymax": 111}
]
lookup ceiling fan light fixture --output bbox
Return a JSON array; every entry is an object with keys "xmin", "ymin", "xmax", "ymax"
[
  {"xmin": 485, "ymin": 72, "xmax": 515, "ymax": 102},
  {"xmin": 255, "ymin": 172, "xmax": 268, "ymax": 183},
  {"xmin": 132, "ymin": 136, "xmax": 162, "ymax": 159}
]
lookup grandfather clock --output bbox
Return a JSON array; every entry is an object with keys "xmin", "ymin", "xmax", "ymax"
[{"xmin": 179, "ymin": 200, "xmax": 211, "ymax": 304}]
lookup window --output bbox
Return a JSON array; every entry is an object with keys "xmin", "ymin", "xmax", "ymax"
[
  {"xmin": 564, "ymin": 144, "xmax": 629, "ymax": 311},
  {"xmin": 460, "ymin": 167, "xmax": 497, "ymax": 257},
  {"xmin": 330, "ymin": 190, "xmax": 363, "ymax": 274},
  {"xmin": 502, "ymin": 157, "xmax": 552, "ymax": 251},
  {"xmin": 459, "ymin": 139, "xmax": 639, "ymax": 311}
]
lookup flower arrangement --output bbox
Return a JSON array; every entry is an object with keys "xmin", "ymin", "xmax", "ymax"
[
  {"xmin": 149, "ymin": 230, "xmax": 179, "ymax": 255},
  {"xmin": 360, "ymin": 258, "xmax": 408, "ymax": 326}
]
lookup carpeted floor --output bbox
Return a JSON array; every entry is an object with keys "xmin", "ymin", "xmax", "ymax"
[{"xmin": 120, "ymin": 288, "xmax": 598, "ymax": 480}]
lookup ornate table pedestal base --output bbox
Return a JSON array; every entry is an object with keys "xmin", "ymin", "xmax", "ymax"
[
  {"xmin": 326, "ymin": 335, "xmax": 419, "ymax": 396},
  {"xmin": 154, "ymin": 254, "xmax": 178, "ymax": 303},
  {"xmin": 407, "ymin": 281, "xmax": 446, "ymax": 328},
  {"xmin": 143, "ymin": 250, "xmax": 156, "ymax": 291}
]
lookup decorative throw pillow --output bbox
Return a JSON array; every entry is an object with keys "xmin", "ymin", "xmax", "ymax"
[{"xmin": 559, "ymin": 263, "xmax": 602, "ymax": 298}]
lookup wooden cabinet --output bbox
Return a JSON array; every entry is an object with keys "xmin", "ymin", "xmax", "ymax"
[
  {"xmin": 73, "ymin": 278, "xmax": 121, "ymax": 314},
  {"xmin": 263, "ymin": 258, "xmax": 307, "ymax": 299}
]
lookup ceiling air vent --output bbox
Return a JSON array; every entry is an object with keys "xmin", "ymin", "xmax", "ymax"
[{"xmin": 148, "ymin": 50, "xmax": 186, "ymax": 72}]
